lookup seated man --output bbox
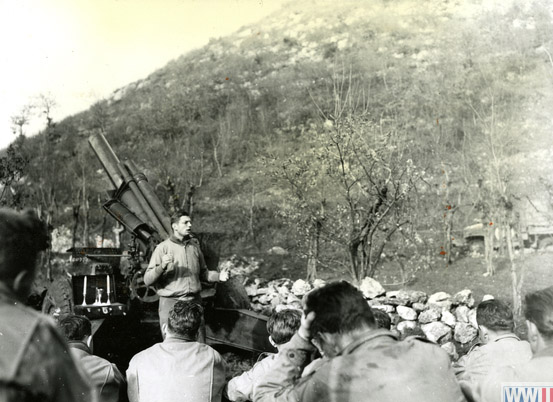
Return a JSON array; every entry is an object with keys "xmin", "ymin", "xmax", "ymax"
[
  {"xmin": 479, "ymin": 286, "xmax": 553, "ymax": 402},
  {"xmin": 225, "ymin": 309, "xmax": 301, "ymax": 401},
  {"xmin": 59, "ymin": 315, "xmax": 126, "ymax": 402},
  {"xmin": 255, "ymin": 281, "xmax": 466, "ymax": 402},
  {"xmin": 126, "ymin": 301, "xmax": 226, "ymax": 402},
  {"xmin": 454, "ymin": 299, "xmax": 532, "ymax": 389},
  {"xmin": 0, "ymin": 208, "xmax": 94, "ymax": 402}
]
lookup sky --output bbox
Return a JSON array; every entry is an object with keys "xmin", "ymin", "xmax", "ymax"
[{"xmin": 0, "ymin": 0, "xmax": 283, "ymax": 150}]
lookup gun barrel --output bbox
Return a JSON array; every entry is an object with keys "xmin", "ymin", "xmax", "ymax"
[
  {"xmin": 88, "ymin": 133, "xmax": 124, "ymax": 189},
  {"xmin": 125, "ymin": 159, "xmax": 173, "ymax": 235}
]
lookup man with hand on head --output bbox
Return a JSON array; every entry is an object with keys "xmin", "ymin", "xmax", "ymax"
[
  {"xmin": 144, "ymin": 211, "xmax": 229, "ymax": 341},
  {"xmin": 126, "ymin": 300, "xmax": 226, "ymax": 402},
  {"xmin": 59, "ymin": 315, "xmax": 126, "ymax": 402},
  {"xmin": 0, "ymin": 208, "xmax": 94, "ymax": 402},
  {"xmin": 255, "ymin": 280, "xmax": 466, "ymax": 402}
]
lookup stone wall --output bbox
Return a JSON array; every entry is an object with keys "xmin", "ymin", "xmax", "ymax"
[{"xmin": 223, "ymin": 255, "xmax": 488, "ymax": 360}]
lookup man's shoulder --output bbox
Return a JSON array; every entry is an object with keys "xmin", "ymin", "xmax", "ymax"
[{"xmin": 129, "ymin": 343, "xmax": 163, "ymax": 365}]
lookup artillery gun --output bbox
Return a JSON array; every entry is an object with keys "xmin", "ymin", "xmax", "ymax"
[{"xmin": 42, "ymin": 133, "xmax": 274, "ymax": 355}]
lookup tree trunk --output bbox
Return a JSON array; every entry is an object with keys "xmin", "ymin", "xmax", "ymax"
[
  {"xmin": 306, "ymin": 220, "xmax": 321, "ymax": 282},
  {"xmin": 248, "ymin": 180, "xmax": 256, "ymax": 243},
  {"xmin": 183, "ymin": 185, "xmax": 196, "ymax": 216},
  {"xmin": 485, "ymin": 222, "xmax": 495, "ymax": 276},
  {"xmin": 72, "ymin": 204, "xmax": 80, "ymax": 249},
  {"xmin": 506, "ymin": 220, "xmax": 523, "ymax": 316}
]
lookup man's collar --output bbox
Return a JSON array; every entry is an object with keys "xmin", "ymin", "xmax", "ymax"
[
  {"xmin": 340, "ymin": 328, "xmax": 398, "ymax": 356},
  {"xmin": 169, "ymin": 234, "xmax": 194, "ymax": 245},
  {"xmin": 164, "ymin": 334, "xmax": 197, "ymax": 343},
  {"xmin": 68, "ymin": 341, "xmax": 92, "ymax": 354},
  {"xmin": 492, "ymin": 333, "xmax": 521, "ymax": 342}
]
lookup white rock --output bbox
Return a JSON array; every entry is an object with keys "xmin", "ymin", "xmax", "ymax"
[
  {"xmin": 427, "ymin": 291, "xmax": 452, "ymax": 312},
  {"xmin": 291, "ymin": 279, "xmax": 312, "ymax": 296},
  {"xmin": 371, "ymin": 304, "xmax": 395, "ymax": 314},
  {"xmin": 412, "ymin": 302, "xmax": 426, "ymax": 312},
  {"xmin": 454, "ymin": 322, "xmax": 478, "ymax": 344},
  {"xmin": 312, "ymin": 279, "xmax": 326, "ymax": 288},
  {"xmin": 441, "ymin": 311, "xmax": 457, "ymax": 327},
  {"xmin": 482, "ymin": 294, "xmax": 495, "ymax": 301},
  {"xmin": 421, "ymin": 322, "xmax": 452, "ymax": 343},
  {"xmin": 267, "ymin": 246, "xmax": 288, "ymax": 255},
  {"xmin": 419, "ymin": 308, "xmax": 441, "ymax": 324},
  {"xmin": 467, "ymin": 309, "xmax": 478, "ymax": 328},
  {"xmin": 455, "ymin": 305, "xmax": 470, "ymax": 323},
  {"xmin": 453, "ymin": 289, "xmax": 475, "ymax": 307},
  {"xmin": 360, "ymin": 277, "xmax": 386, "ymax": 299},
  {"xmin": 428, "ymin": 291, "xmax": 451, "ymax": 303},
  {"xmin": 244, "ymin": 283, "xmax": 258, "ymax": 296},
  {"xmin": 397, "ymin": 306, "xmax": 418, "ymax": 321},
  {"xmin": 396, "ymin": 320, "xmax": 417, "ymax": 334}
]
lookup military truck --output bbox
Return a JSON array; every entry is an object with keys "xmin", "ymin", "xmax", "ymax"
[
  {"xmin": 41, "ymin": 133, "xmax": 274, "ymax": 355},
  {"xmin": 463, "ymin": 196, "xmax": 553, "ymax": 251}
]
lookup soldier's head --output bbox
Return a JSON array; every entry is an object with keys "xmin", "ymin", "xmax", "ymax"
[
  {"xmin": 303, "ymin": 281, "xmax": 376, "ymax": 357},
  {"xmin": 166, "ymin": 300, "xmax": 203, "ymax": 340},
  {"xmin": 0, "ymin": 208, "xmax": 48, "ymax": 299},
  {"xmin": 267, "ymin": 309, "xmax": 301, "ymax": 348},
  {"xmin": 59, "ymin": 315, "xmax": 92, "ymax": 343},
  {"xmin": 476, "ymin": 299, "xmax": 514, "ymax": 343},
  {"xmin": 525, "ymin": 286, "xmax": 553, "ymax": 352},
  {"xmin": 170, "ymin": 211, "xmax": 192, "ymax": 239}
]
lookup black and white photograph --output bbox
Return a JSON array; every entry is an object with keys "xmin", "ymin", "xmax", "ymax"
[{"xmin": 1, "ymin": 1, "xmax": 553, "ymax": 401}]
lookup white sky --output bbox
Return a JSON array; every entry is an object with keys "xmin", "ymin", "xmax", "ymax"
[{"xmin": 0, "ymin": 0, "xmax": 282, "ymax": 150}]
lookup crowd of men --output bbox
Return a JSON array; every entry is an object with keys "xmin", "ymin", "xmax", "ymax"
[{"xmin": 1, "ymin": 207, "xmax": 553, "ymax": 402}]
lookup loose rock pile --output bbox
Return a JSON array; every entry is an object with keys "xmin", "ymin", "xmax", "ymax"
[{"xmin": 220, "ymin": 255, "xmax": 484, "ymax": 360}]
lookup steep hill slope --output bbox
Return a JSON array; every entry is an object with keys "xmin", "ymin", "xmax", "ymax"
[{"xmin": 7, "ymin": 0, "xmax": 553, "ymax": 278}]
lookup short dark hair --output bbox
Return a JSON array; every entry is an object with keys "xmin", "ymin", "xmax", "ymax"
[
  {"xmin": 372, "ymin": 309, "xmax": 391, "ymax": 330},
  {"xmin": 168, "ymin": 301, "xmax": 203, "ymax": 338},
  {"xmin": 170, "ymin": 210, "xmax": 190, "ymax": 226},
  {"xmin": 525, "ymin": 286, "xmax": 553, "ymax": 340},
  {"xmin": 304, "ymin": 281, "xmax": 375, "ymax": 335},
  {"xmin": 0, "ymin": 208, "xmax": 49, "ymax": 281},
  {"xmin": 267, "ymin": 309, "xmax": 301, "ymax": 345},
  {"xmin": 59, "ymin": 315, "xmax": 92, "ymax": 341},
  {"xmin": 476, "ymin": 299, "xmax": 514, "ymax": 332}
]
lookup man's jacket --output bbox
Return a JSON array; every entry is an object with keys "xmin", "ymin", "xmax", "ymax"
[
  {"xmin": 225, "ymin": 353, "xmax": 276, "ymax": 401},
  {"xmin": 68, "ymin": 341, "xmax": 126, "ymax": 402},
  {"xmin": 255, "ymin": 329, "xmax": 467, "ymax": 402},
  {"xmin": 479, "ymin": 346, "xmax": 553, "ymax": 402},
  {"xmin": 127, "ymin": 336, "xmax": 226, "ymax": 402},
  {"xmin": 0, "ymin": 283, "xmax": 94, "ymax": 402},
  {"xmin": 454, "ymin": 333, "xmax": 532, "ymax": 399},
  {"xmin": 144, "ymin": 236, "xmax": 219, "ymax": 297}
]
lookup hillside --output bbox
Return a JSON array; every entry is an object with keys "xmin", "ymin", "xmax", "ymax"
[{"xmin": 4, "ymin": 0, "xmax": 553, "ymax": 281}]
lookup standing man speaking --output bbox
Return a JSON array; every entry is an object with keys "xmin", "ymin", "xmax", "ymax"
[{"xmin": 144, "ymin": 211, "xmax": 229, "ymax": 341}]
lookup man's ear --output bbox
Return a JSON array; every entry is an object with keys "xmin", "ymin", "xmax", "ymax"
[
  {"xmin": 268, "ymin": 336, "xmax": 277, "ymax": 348},
  {"xmin": 162, "ymin": 323, "xmax": 169, "ymax": 338},
  {"xmin": 12, "ymin": 270, "xmax": 33, "ymax": 299},
  {"xmin": 526, "ymin": 320, "xmax": 539, "ymax": 344},
  {"xmin": 478, "ymin": 325, "xmax": 490, "ymax": 343}
]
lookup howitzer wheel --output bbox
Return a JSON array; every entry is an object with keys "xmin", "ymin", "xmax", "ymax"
[{"xmin": 130, "ymin": 271, "xmax": 159, "ymax": 303}]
